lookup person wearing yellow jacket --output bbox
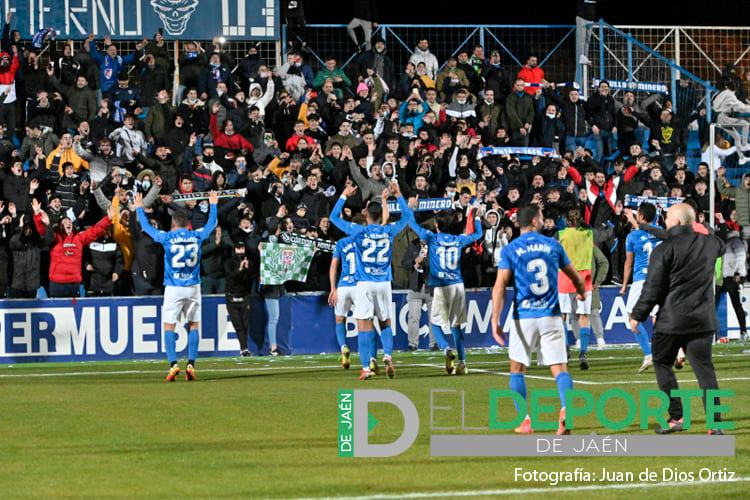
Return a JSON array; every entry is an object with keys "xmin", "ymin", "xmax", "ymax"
[
  {"xmin": 45, "ymin": 133, "xmax": 89, "ymax": 180},
  {"xmin": 91, "ymin": 177, "xmax": 162, "ymax": 294}
]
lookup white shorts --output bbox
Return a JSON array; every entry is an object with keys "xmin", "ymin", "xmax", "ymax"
[
  {"xmin": 162, "ymin": 284, "xmax": 201, "ymax": 324},
  {"xmin": 352, "ymin": 281, "xmax": 392, "ymax": 322},
  {"xmin": 334, "ymin": 286, "xmax": 356, "ymax": 317},
  {"xmin": 430, "ymin": 283, "xmax": 467, "ymax": 329},
  {"xmin": 559, "ymin": 291, "xmax": 592, "ymax": 315},
  {"xmin": 509, "ymin": 316, "xmax": 568, "ymax": 367},
  {"xmin": 625, "ymin": 280, "xmax": 659, "ymax": 316}
]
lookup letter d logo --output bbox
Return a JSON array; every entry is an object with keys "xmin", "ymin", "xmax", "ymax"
[{"xmin": 351, "ymin": 390, "xmax": 419, "ymax": 457}]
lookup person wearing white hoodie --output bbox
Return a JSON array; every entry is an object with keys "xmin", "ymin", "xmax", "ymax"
[
  {"xmin": 247, "ymin": 76, "xmax": 275, "ymax": 119},
  {"xmin": 409, "ymin": 39, "xmax": 439, "ymax": 81},
  {"xmin": 713, "ymin": 82, "xmax": 750, "ymax": 163}
]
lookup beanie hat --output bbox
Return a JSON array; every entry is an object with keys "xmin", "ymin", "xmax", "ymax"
[{"xmin": 356, "ymin": 82, "xmax": 369, "ymax": 94}]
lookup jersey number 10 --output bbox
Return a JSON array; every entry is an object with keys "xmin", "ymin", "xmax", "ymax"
[{"xmin": 436, "ymin": 246, "xmax": 459, "ymax": 271}]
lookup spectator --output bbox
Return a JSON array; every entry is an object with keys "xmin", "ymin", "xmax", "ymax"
[
  {"xmin": 86, "ymin": 34, "xmax": 145, "ymax": 99},
  {"xmin": 201, "ymin": 225, "xmax": 228, "ymax": 294},
  {"xmin": 84, "ymin": 227, "xmax": 124, "ymax": 296},
  {"xmin": 282, "ymin": 0, "xmax": 309, "ymax": 52},
  {"xmin": 517, "ymin": 54, "xmax": 547, "ymax": 95},
  {"xmin": 409, "ymin": 38, "xmax": 439, "ymax": 81},
  {"xmin": 401, "ymin": 235, "xmax": 437, "ymax": 351},
  {"xmin": 504, "ymin": 79, "xmax": 534, "ymax": 146},
  {"xmin": 347, "ymin": 0, "xmax": 378, "ymax": 50},
  {"xmin": 9, "ymin": 206, "xmax": 54, "ymax": 298},
  {"xmin": 224, "ymin": 240, "xmax": 257, "ymax": 356},
  {"xmin": 109, "ymin": 114, "xmax": 147, "ymax": 163},
  {"xmin": 313, "ymin": 57, "xmax": 351, "ymax": 100},
  {"xmin": 586, "ymin": 80, "xmax": 617, "ymax": 162},
  {"xmin": 357, "ymin": 37, "xmax": 395, "ymax": 91}
]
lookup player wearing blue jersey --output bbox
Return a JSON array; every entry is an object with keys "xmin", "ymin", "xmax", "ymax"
[
  {"xmin": 491, "ymin": 206, "xmax": 586, "ymax": 435},
  {"xmin": 621, "ymin": 203, "xmax": 663, "ymax": 373},
  {"xmin": 402, "ymin": 200, "xmax": 484, "ymax": 375},
  {"xmin": 328, "ymin": 235, "xmax": 358, "ymax": 369},
  {"xmin": 135, "ymin": 191, "xmax": 219, "ymax": 381},
  {"xmin": 330, "ymin": 182, "xmax": 410, "ymax": 380}
]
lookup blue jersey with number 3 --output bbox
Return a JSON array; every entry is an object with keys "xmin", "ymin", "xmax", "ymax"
[
  {"xmin": 625, "ymin": 229, "xmax": 661, "ymax": 282},
  {"xmin": 136, "ymin": 206, "xmax": 217, "ymax": 287},
  {"xmin": 329, "ymin": 196, "xmax": 410, "ymax": 283},
  {"xmin": 333, "ymin": 237, "xmax": 357, "ymax": 288},
  {"xmin": 498, "ymin": 232, "xmax": 571, "ymax": 319}
]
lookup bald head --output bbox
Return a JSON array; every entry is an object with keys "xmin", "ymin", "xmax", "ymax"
[{"xmin": 665, "ymin": 203, "xmax": 696, "ymax": 229}]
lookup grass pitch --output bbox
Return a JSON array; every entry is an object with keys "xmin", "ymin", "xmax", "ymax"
[{"xmin": 0, "ymin": 345, "xmax": 748, "ymax": 499}]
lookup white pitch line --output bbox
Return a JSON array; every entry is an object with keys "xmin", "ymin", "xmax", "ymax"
[{"xmin": 290, "ymin": 477, "xmax": 750, "ymax": 500}]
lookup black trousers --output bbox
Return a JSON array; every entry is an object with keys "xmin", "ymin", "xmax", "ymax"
[
  {"xmin": 652, "ymin": 332, "xmax": 721, "ymax": 423},
  {"xmin": 226, "ymin": 295, "xmax": 252, "ymax": 351},
  {"xmin": 716, "ymin": 279, "xmax": 746, "ymax": 332}
]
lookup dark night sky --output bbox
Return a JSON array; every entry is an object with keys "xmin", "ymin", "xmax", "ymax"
[{"xmin": 303, "ymin": 1, "xmax": 747, "ymax": 27}]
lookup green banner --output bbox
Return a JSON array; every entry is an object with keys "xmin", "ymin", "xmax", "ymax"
[{"xmin": 259, "ymin": 242, "xmax": 315, "ymax": 285}]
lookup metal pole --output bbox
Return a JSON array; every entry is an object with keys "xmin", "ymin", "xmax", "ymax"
[
  {"xmin": 627, "ymin": 38, "xmax": 632, "ymax": 84},
  {"xmin": 172, "ymin": 40, "xmax": 180, "ymax": 106},
  {"xmin": 709, "ymin": 122, "xmax": 716, "ymax": 229},
  {"xmin": 675, "ymin": 28, "xmax": 681, "ymax": 80},
  {"xmin": 671, "ymin": 67, "xmax": 678, "ymax": 114},
  {"xmin": 275, "ymin": 40, "xmax": 282, "ymax": 69},
  {"xmin": 599, "ymin": 20, "xmax": 605, "ymax": 81},
  {"xmin": 479, "ymin": 26, "xmax": 485, "ymax": 50},
  {"xmin": 706, "ymin": 85, "xmax": 713, "ymax": 123}
]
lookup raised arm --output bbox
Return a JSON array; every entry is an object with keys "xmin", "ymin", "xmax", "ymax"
[
  {"xmin": 329, "ymin": 185, "xmax": 361, "ymax": 236},
  {"xmin": 134, "ymin": 193, "xmax": 165, "ymax": 243},
  {"xmin": 459, "ymin": 206, "xmax": 484, "ymax": 246},
  {"xmin": 196, "ymin": 191, "xmax": 219, "ymax": 240}
]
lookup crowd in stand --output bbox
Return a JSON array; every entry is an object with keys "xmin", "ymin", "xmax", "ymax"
[{"xmin": 0, "ymin": 10, "xmax": 749, "ymax": 320}]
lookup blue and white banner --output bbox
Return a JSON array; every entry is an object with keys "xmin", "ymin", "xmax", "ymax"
[
  {"xmin": 6, "ymin": 287, "xmax": 741, "ymax": 364},
  {"xmin": 386, "ymin": 198, "xmax": 453, "ymax": 213},
  {"xmin": 592, "ymin": 79, "xmax": 669, "ymax": 94},
  {"xmin": 477, "ymin": 147, "xmax": 560, "ymax": 159},
  {"xmin": 2, "ymin": 0, "xmax": 279, "ymax": 40},
  {"xmin": 624, "ymin": 195, "xmax": 684, "ymax": 214}
]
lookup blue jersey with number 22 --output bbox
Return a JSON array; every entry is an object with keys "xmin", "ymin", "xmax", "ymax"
[
  {"xmin": 136, "ymin": 206, "xmax": 217, "ymax": 287},
  {"xmin": 329, "ymin": 195, "xmax": 410, "ymax": 282},
  {"xmin": 498, "ymin": 232, "xmax": 571, "ymax": 319}
]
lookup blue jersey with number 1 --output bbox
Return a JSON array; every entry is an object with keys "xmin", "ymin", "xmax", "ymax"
[
  {"xmin": 625, "ymin": 229, "xmax": 661, "ymax": 282},
  {"xmin": 498, "ymin": 231, "xmax": 571, "ymax": 319},
  {"xmin": 136, "ymin": 206, "xmax": 217, "ymax": 287},
  {"xmin": 333, "ymin": 237, "xmax": 357, "ymax": 288},
  {"xmin": 329, "ymin": 195, "xmax": 410, "ymax": 282}
]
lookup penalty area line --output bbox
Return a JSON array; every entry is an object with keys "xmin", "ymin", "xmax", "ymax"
[{"xmin": 290, "ymin": 477, "xmax": 750, "ymax": 500}]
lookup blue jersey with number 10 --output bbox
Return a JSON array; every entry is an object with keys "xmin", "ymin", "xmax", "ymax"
[
  {"xmin": 333, "ymin": 237, "xmax": 357, "ymax": 288},
  {"xmin": 625, "ymin": 229, "xmax": 661, "ymax": 282},
  {"xmin": 498, "ymin": 232, "xmax": 571, "ymax": 319},
  {"xmin": 136, "ymin": 206, "xmax": 217, "ymax": 287},
  {"xmin": 329, "ymin": 195, "xmax": 410, "ymax": 282}
]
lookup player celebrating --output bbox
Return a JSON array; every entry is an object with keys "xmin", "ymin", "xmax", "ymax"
[
  {"xmin": 135, "ymin": 191, "xmax": 218, "ymax": 381},
  {"xmin": 621, "ymin": 203, "xmax": 662, "ymax": 373},
  {"xmin": 330, "ymin": 181, "xmax": 410, "ymax": 380},
  {"xmin": 401, "ymin": 200, "xmax": 484, "ymax": 375},
  {"xmin": 558, "ymin": 208, "xmax": 595, "ymax": 370},
  {"xmin": 328, "ymin": 234, "xmax": 357, "ymax": 369},
  {"xmin": 491, "ymin": 205, "xmax": 586, "ymax": 435}
]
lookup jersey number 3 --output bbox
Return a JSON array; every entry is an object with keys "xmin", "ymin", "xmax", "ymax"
[
  {"xmin": 171, "ymin": 243, "xmax": 199, "ymax": 269},
  {"xmin": 527, "ymin": 258, "xmax": 549, "ymax": 295}
]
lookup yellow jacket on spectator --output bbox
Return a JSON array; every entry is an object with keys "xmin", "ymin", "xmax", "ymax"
[{"xmin": 46, "ymin": 146, "xmax": 89, "ymax": 175}]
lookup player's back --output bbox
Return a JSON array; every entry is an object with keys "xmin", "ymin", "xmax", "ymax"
[
  {"xmin": 500, "ymin": 232, "xmax": 570, "ymax": 319},
  {"xmin": 627, "ymin": 229, "xmax": 661, "ymax": 281},
  {"xmin": 162, "ymin": 228, "xmax": 204, "ymax": 287},
  {"xmin": 353, "ymin": 224, "xmax": 396, "ymax": 282},
  {"xmin": 335, "ymin": 237, "xmax": 357, "ymax": 288},
  {"xmin": 427, "ymin": 232, "xmax": 473, "ymax": 287}
]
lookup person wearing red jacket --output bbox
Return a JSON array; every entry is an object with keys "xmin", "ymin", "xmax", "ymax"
[
  {"xmin": 517, "ymin": 55, "xmax": 547, "ymax": 96},
  {"xmin": 568, "ymin": 159, "xmax": 638, "ymax": 226},
  {"xmin": 40, "ymin": 204, "xmax": 114, "ymax": 298},
  {"xmin": 285, "ymin": 120, "xmax": 315, "ymax": 152},
  {"xmin": 209, "ymin": 102, "xmax": 253, "ymax": 153},
  {"xmin": 0, "ymin": 46, "xmax": 20, "ymax": 135}
]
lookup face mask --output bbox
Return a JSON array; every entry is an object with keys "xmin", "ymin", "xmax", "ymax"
[
  {"xmin": 242, "ymin": 226, "xmax": 253, "ymax": 233},
  {"xmin": 235, "ymin": 251, "xmax": 246, "ymax": 258},
  {"xmin": 447, "ymin": 189, "xmax": 456, "ymax": 198},
  {"xmin": 211, "ymin": 63, "xmax": 219, "ymax": 69},
  {"xmin": 199, "ymin": 201, "xmax": 209, "ymax": 213},
  {"xmin": 457, "ymin": 98, "xmax": 466, "ymax": 105},
  {"xmin": 203, "ymin": 154, "xmax": 214, "ymax": 163},
  {"xmin": 546, "ymin": 113, "xmax": 556, "ymax": 119},
  {"xmin": 142, "ymin": 180, "xmax": 151, "ymax": 190}
]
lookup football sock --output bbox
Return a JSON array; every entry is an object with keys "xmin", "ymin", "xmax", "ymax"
[
  {"xmin": 380, "ymin": 325, "xmax": 394, "ymax": 357},
  {"xmin": 335, "ymin": 322, "xmax": 347, "ymax": 349},
  {"xmin": 430, "ymin": 324, "xmax": 450, "ymax": 350},
  {"xmin": 187, "ymin": 329, "xmax": 199, "ymax": 365},
  {"xmin": 579, "ymin": 327, "xmax": 591, "ymax": 353},
  {"xmin": 165, "ymin": 330, "xmax": 177, "ymax": 366},
  {"xmin": 358, "ymin": 331, "xmax": 372, "ymax": 369},
  {"xmin": 563, "ymin": 321, "xmax": 576, "ymax": 346},
  {"xmin": 509, "ymin": 373, "xmax": 527, "ymax": 415},
  {"xmin": 555, "ymin": 372, "xmax": 574, "ymax": 408},
  {"xmin": 635, "ymin": 323, "xmax": 652, "ymax": 355},
  {"xmin": 450, "ymin": 326, "xmax": 465, "ymax": 361}
]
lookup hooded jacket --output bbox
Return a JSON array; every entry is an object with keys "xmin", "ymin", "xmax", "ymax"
[
  {"xmin": 247, "ymin": 80, "xmax": 275, "ymax": 117},
  {"xmin": 408, "ymin": 47, "xmax": 439, "ymax": 80},
  {"xmin": 46, "ymin": 215, "xmax": 111, "ymax": 284},
  {"xmin": 713, "ymin": 88, "xmax": 750, "ymax": 115}
]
